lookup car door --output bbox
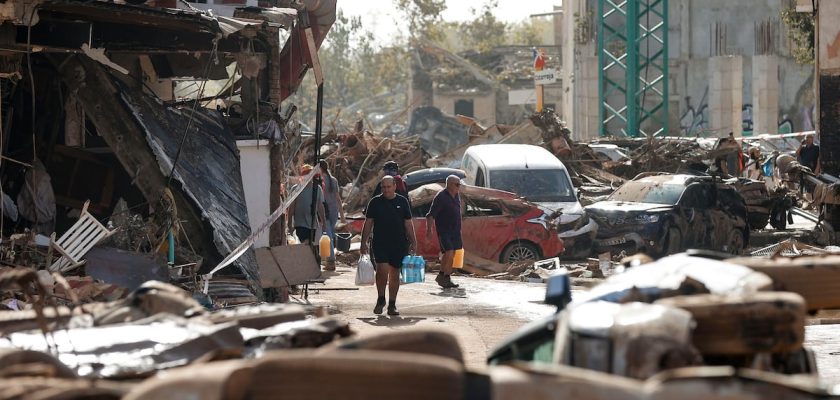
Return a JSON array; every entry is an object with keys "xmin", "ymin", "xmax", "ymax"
[
  {"xmin": 460, "ymin": 197, "xmax": 513, "ymax": 260},
  {"xmin": 677, "ymin": 183, "xmax": 714, "ymax": 248},
  {"xmin": 710, "ymin": 185, "xmax": 745, "ymax": 250}
]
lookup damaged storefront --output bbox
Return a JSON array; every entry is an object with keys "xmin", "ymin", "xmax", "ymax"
[{"xmin": 0, "ymin": 0, "xmax": 335, "ymax": 299}]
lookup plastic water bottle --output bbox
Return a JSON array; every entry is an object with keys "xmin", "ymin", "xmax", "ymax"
[
  {"xmin": 319, "ymin": 233, "xmax": 331, "ymax": 259},
  {"xmin": 414, "ymin": 256, "xmax": 426, "ymax": 282},
  {"xmin": 453, "ymin": 249, "xmax": 465, "ymax": 269},
  {"xmin": 408, "ymin": 256, "xmax": 417, "ymax": 283},
  {"xmin": 401, "ymin": 255, "xmax": 411, "ymax": 283}
]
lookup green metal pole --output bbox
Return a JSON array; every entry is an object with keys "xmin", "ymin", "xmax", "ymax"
[
  {"xmin": 598, "ymin": 0, "xmax": 606, "ymax": 137},
  {"xmin": 626, "ymin": 0, "xmax": 640, "ymax": 137},
  {"xmin": 661, "ymin": 0, "xmax": 669, "ymax": 136}
]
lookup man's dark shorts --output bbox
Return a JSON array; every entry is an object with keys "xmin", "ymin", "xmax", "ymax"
[
  {"xmin": 372, "ymin": 245, "xmax": 407, "ymax": 270},
  {"xmin": 295, "ymin": 227, "xmax": 315, "ymax": 243},
  {"xmin": 438, "ymin": 231, "xmax": 463, "ymax": 252}
]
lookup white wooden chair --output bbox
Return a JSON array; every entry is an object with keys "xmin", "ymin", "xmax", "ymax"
[{"xmin": 49, "ymin": 200, "xmax": 117, "ymax": 273}]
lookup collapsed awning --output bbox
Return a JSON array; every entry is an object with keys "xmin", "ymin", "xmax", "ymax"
[{"xmin": 54, "ymin": 54, "xmax": 260, "ymax": 292}]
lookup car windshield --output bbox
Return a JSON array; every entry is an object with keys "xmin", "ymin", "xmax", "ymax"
[
  {"xmin": 489, "ymin": 169, "xmax": 576, "ymax": 203},
  {"xmin": 608, "ymin": 181, "xmax": 686, "ymax": 205}
]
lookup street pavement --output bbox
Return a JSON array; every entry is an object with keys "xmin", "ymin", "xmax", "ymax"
[
  {"xmin": 305, "ymin": 263, "xmax": 557, "ymax": 368},
  {"xmin": 304, "ymin": 261, "xmax": 840, "ymax": 384}
]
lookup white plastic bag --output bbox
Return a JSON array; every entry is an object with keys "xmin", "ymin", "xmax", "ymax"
[{"xmin": 355, "ymin": 254, "xmax": 375, "ymax": 286}]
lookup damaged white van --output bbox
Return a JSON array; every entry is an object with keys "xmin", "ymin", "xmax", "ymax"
[{"xmin": 462, "ymin": 144, "xmax": 597, "ymax": 258}]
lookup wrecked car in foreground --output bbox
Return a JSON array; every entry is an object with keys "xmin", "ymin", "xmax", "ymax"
[
  {"xmin": 488, "ymin": 253, "xmax": 837, "ymax": 397},
  {"xmin": 586, "ymin": 174, "xmax": 749, "ymax": 257}
]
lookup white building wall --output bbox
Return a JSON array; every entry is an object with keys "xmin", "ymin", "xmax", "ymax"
[{"xmin": 237, "ymin": 140, "xmax": 271, "ymax": 248}]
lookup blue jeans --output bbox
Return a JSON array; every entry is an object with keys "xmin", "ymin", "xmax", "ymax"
[{"xmin": 325, "ymin": 216, "xmax": 337, "ymax": 261}]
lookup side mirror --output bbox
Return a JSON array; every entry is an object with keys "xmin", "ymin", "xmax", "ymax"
[{"xmin": 545, "ymin": 269, "xmax": 571, "ymax": 312}]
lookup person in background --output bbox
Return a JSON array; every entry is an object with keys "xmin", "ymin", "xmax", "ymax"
[
  {"xmin": 372, "ymin": 161, "xmax": 409, "ymax": 199},
  {"xmin": 713, "ymin": 134, "xmax": 742, "ymax": 177},
  {"xmin": 361, "ymin": 176, "xmax": 416, "ymax": 316},
  {"xmin": 796, "ymin": 134, "xmax": 821, "ymax": 174},
  {"xmin": 743, "ymin": 147, "xmax": 764, "ymax": 180},
  {"xmin": 426, "ymin": 175, "xmax": 462, "ymax": 289},
  {"xmin": 319, "ymin": 159, "xmax": 346, "ymax": 271},
  {"xmin": 287, "ymin": 164, "xmax": 325, "ymax": 247}
]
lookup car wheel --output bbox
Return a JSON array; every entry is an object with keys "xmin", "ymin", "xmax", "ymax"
[
  {"xmin": 748, "ymin": 212, "xmax": 770, "ymax": 230},
  {"xmin": 500, "ymin": 241, "xmax": 541, "ymax": 264}
]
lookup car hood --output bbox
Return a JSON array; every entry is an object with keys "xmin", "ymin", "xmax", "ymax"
[
  {"xmin": 585, "ymin": 201, "xmax": 673, "ymax": 214},
  {"xmin": 536, "ymin": 201, "xmax": 586, "ymax": 224}
]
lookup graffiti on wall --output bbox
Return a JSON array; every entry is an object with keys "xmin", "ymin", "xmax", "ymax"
[
  {"xmin": 741, "ymin": 104, "xmax": 795, "ymax": 135},
  {"xmin": 741, "ymin": 104, "xmax": 815, "ymax": 135},
  {"xmin": 680, "ymin": 88, "xmax": 815, "ymax": 136},
  {"xmin": 679, "ymin": 90, "xmax": 709, "ymax": 135}
]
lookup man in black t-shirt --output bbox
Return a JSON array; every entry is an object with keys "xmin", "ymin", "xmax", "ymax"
[
  {"xmin": 797, "ymin": 135, "xmax": 820, "ymax": 173},
  {"xmin": 361, "ymin": 176, "xmax": 417, "ymax": 316}
]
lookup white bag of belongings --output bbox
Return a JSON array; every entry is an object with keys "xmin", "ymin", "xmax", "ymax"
[{"xmin": 356, "ymin": 254, "xmax": 375, "ymax": 286}]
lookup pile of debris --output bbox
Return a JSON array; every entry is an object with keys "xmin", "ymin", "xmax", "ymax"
[
  {"xmin": 295, "ymin": 123, "xmax": 425, "ymax": 212},
  {"xmin": 467, "ymin": 255, "xmax": 619, "ymax": 288},
  {"xmin": 0, "ymin": 272, "xmax": 352, "ymax": 396}
]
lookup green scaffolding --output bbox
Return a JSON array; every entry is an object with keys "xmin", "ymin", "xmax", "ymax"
[{"xmin": 598, "ymin": 0, "xmax": 668, "ymax": 137}]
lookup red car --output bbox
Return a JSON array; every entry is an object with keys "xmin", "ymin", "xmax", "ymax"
[{"xmin": 346, "ymin": 184, "xmax": 564, "ymax": 264}]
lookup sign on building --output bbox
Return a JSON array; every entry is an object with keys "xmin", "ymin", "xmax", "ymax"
[{"xmin": 534, "ymin": 69, "xmax": 557, "ymax": 85}]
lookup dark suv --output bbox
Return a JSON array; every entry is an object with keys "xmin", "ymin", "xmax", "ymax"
[{"xmin": 585, "ymin": 174, "xmax": 749, "ymax": 257}]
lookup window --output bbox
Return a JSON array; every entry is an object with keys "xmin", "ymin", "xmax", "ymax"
[
  {"xmin": 489, "ymin": 169, "xmax": 576, "ymax": 203},
  {"xmin": 609, "ymin": 181, "xmax": 685, "ymax": 205},
  {"xmin": 412, "ymin": 202, "xmax": 433, "ymax": 218},
  {"xmin": 475, "ymin": 167, "xmax": 486, "ymax": 187},
  {"xmin": 464, "ymin": 198, "xmax": 504, "ymax": 217},
  {"xmin": 680, "ymin": 184, "xmax": 714, "ymax": 209},
  {"xmin": 454, "ymin": 99, "xmax": 474, "ymax": 117}
]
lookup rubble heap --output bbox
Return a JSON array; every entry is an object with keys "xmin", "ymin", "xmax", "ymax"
[{"xmin": 294, "ymin": 122, "xmax": 425, "ymax": 212}]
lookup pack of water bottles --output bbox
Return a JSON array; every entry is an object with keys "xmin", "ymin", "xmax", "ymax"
[{"xmin": 400, "ymin": 255, "xmax": 426, "ymax": 284}]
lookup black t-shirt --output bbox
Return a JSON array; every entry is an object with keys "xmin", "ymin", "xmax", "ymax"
[
  {"xmin": 365, "ymin": 194, "xmax": 412, "ymax": 249},
  {"xmin": 799, "ymin": 144, "xmax": 820, "ymax": 170}
]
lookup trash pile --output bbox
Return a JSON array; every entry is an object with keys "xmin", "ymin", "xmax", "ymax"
[
  {"xmin": 467, "ymin": 255, "xmax": 620, "ymax": 288},
  {"xmin": 0, "ymin": 273, "xmax": 353, "ymax": 395},
  {"xmin": 299, "ymin": 123, "xmax": 425, "ymax": 212}
]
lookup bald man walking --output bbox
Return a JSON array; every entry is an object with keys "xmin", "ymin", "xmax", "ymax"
[
  {"xmin": 361, "ymin": 176, "xmax": 417, "ymax": 316},
  {"xmin": 426, "ymin": 175, "xmax": 462, "ymax": 289}
]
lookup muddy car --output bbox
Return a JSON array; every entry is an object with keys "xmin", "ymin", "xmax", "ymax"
[
  {"xmin": 347, "ymin": 184, "xmax": 565, "ymax": 263},
  {"xmin": 729, "ymin": 178, "xmax": 772, "ymax": 229},
  {"xmin": 585, "ymin": 174, "xmax": 749, "ymax": 257}
]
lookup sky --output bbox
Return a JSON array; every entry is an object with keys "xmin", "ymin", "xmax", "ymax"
[{"xmin": 337, "ymin": 1, "xmax": 560, "ymax": 45}]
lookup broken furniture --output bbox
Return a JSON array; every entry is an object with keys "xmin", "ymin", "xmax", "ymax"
[
  {"xmin": 255, "ymin": 244, "xmax": 323, "ymax": 300},
  {"xmin": 48, "ymin": 201, "xmax": 117, "ymax": 273}
]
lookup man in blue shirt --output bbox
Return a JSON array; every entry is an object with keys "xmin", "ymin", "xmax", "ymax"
[{"xmin": 426, "ymin": 175, "xmax": 462, "ymax": 289}]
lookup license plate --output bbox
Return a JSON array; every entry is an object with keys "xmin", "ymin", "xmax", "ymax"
[{"xmin": 602, "ymin": 237, "xmax": 627, "ymax": 246}]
